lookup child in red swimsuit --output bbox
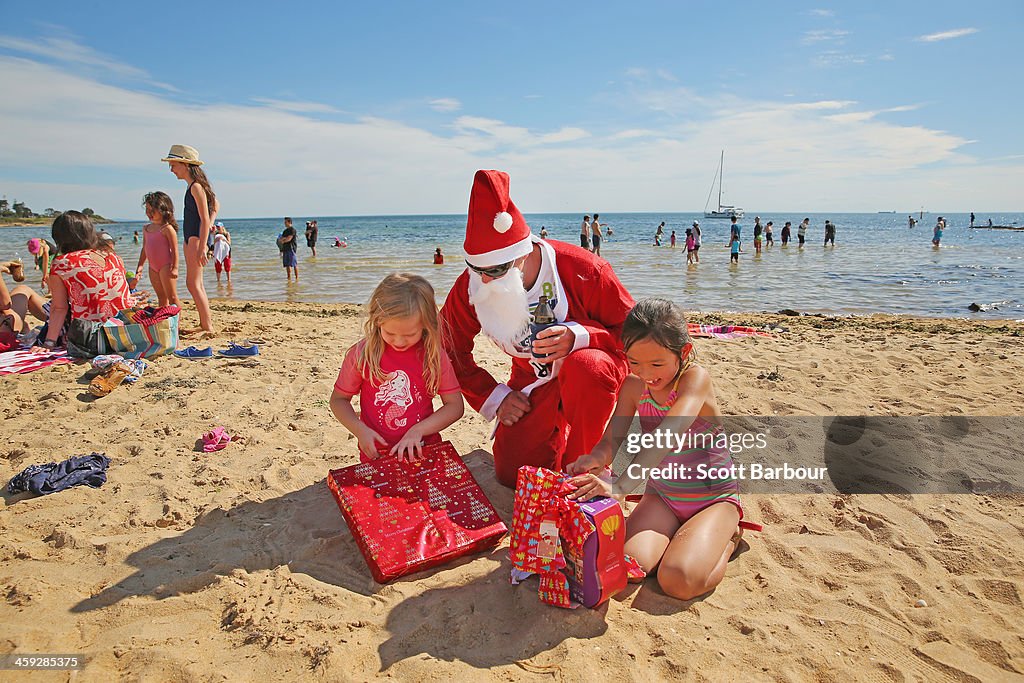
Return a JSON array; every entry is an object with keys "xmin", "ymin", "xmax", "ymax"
[{"xmin": 567, "ymin": 298, "xmax": 748, "ymax": 600}]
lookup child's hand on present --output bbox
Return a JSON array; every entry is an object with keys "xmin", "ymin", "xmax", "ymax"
[
  {"xmin": 566, "ymin": 472, "xmax": 613, "ymax": 500},
  {"xmin": 390, "ymin": 427, "xmax": 426, "ymax": 462},
  {"xmin": 357, "ymin": 426, "xmax": 388, "ymax": 459},
  {"xmin": 566, "ymin": 453, "xmax": 606, "ymax": 475}
]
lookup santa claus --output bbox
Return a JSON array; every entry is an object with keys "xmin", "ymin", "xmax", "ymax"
[{"xmin": 441, "ymin": 170, "xmax": 634, "ymax": 487}]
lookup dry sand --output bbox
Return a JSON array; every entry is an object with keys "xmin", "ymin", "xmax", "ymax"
[{"xmin": 1, "ymin": 301, "xmax": 1023, "ymax": 681}]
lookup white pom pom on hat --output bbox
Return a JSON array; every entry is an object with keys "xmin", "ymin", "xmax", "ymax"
[{"xmin": 493, "ymin": 211, "xmax": 514, "ymax": 233}]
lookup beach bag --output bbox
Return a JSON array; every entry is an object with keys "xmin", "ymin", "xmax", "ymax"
[
  {"xmin": 65, "ymin": 318, "xmax": 109, "ymax": 358},
  {"xmin": 326, "ymin": 441, "xmax": 508, "ymax": 583},
  {"xmin": 509, "ymin": 466, "xmax": 628, "ymax": 608},
  {"xmin": 102, "ymin": 309, "xmax": 179, "ymax": 359}
]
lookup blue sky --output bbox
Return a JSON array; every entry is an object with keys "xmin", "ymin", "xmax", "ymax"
[{"xmin": 1, "ymin": 1, "xmax": 1021, "ymax": 218}]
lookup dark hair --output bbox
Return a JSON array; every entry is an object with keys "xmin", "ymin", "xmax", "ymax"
[
  {"xmin": 143, "ymin": 191, "xmax": 178, "ymax": 230},
  {"xmin": 622, "ymin": 298, "xmax": 691, "ymax": 355},
  {"xmin": 187, "ymin": 165, "xmax": 217, "ymax": 215},
  {"xmin": 51, "ymin": 211, "xmax": 99, "ymax": 254}
]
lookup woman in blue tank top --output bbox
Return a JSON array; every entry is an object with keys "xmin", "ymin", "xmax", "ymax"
[{"xmin": 162, "ymin": 144, "xmax": 219, "ymax": 333}]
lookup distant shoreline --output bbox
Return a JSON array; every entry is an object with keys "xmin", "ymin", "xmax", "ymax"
[{"xmin": 0, "ymin": 217, "xmax": 115, "ymax": 228}]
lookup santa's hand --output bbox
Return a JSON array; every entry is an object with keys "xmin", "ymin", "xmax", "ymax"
[
  {"xmin": 497, "ymin": 390, "xmax": 531, "ymax": 427},
  {"xmin": 566, "ymin": 473, "xmax": 613, "ymax": 500},
  {"xmin": 532, "ymin": 325, "xmax": 575, "ymax": 363}
]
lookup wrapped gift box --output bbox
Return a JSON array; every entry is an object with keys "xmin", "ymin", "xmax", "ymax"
[
  {"xmin": 564, "ymin": 496, "xmax": 628, "ymax": 608},
  {"xmin": 510, "ymin": 466, "xmax": 627, "ymax": 608},
  {"xmin": 327, "ymin": 441, "xmax": 507, "ymax": 583}
]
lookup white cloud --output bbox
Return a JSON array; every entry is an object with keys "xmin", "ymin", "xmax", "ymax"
[
  {"xmin": 917, "ymin": 28, "xmax": 979, "ymax": 42},
  {"xmin": 812, "ymin": 51, "xmax": 867, "ymax": 67},
  {"xmin": 809, "ymin": 9, "xmax": 834, "ymax": 17},
  {"xmin": 251, "ymin": 98, "xmax": 340, "ymax": 113},
  {"xmin": 1, "ymin": 51, "xmax": 1020, "ymax": 216},
  {"xmin": 786, "ymin": 100, "xmax": 856, "ymax": 111},
  {"xmin": 0, "ymin": 34, "xmax": 177, "ymax": 91},
  {"xmin": 802, "ymin": 29, "xmax": 850, "ymax": 45},
  {"xmin": 610, "ymin": 129, "xmax": 658, "ymax": 140},
  {"xmin": 429, "ymin": 98, "xmax": 461, "ymax": 112}
]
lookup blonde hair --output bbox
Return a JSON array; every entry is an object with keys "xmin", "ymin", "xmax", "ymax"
[{"xmin": 360, "ymin": 273, "xmax": 443, "ymax": 395}]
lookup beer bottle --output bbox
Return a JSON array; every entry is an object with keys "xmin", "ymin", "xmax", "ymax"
[{"xmin": 531, "ymin": 295, "xmax": 556, "ymax": 363}]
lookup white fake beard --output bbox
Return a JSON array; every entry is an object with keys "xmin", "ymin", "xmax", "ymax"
[{"xmin": 468, "ymin": 267, "xmax": 532, "ymax": 348}]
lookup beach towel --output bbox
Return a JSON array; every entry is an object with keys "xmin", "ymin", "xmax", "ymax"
[
  {"xmin": 0, "ymin": 347, "xmax": 74, "ymax": 375},
  {"xmin": 212, "ymin": 236, "xmax": 230, "ymax": 264},
  {"xmin": 7, "ymin": 452, "xmax": 110, "ymax": 496},
  {"xmin": 687, "ymin": 323, "xmax": 775, "ymax": 340}
]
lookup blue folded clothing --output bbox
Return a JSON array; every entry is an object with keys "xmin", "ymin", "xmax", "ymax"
[{"xmin": 7, "ymin": 453, "xmax": 110, "ymax": 496}]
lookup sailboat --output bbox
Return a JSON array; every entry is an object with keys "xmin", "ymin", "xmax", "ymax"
[{"xmin": 703, "ymin": 150, "xmax": 744, "ymax": 219}]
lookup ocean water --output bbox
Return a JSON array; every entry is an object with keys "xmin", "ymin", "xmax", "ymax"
[{"xmin": 3, "ymin": 212, "xmax": 1022, "ymax": 319}]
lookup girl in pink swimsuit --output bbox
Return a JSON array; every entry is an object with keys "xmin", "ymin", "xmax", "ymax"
[
  {"xmin": 568, "ymin": 298, "xmax": 754, "ymax": 600},
  {"xmin": 131, "ymin": 192, "xmax": 180, "ymax": 307}
]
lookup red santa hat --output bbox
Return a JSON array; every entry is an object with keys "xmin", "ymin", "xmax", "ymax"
[{"xmin": 463, "ymin": 170, "xmax": 533, "ymax": 268}]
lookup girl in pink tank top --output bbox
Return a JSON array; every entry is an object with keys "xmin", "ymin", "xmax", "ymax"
[
  {"xmin": 130, "ymin": 192, "xmax": 180, "ymax": 307},
  {"xmin": 331, "ymin": 273, "xmax": 464, "ymax": 461},
  {"xmin": 567, "ymin": 298, "xmax": 756, "ymax": 601}
]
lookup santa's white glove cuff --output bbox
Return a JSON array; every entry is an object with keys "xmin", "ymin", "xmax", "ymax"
[
  {"xmin": 565, "ymin": 322, "xmax": 589, "ymax": 352},
  {"xmin": 481, "ymin": 383, "xmax": 513, "ymax": 422}
]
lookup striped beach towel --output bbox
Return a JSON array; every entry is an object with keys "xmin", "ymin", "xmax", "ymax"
[
  {"xmin": 687, "ymin": 323, "xmax": 774, "ymax": 340},
  {"xmin": 0, "ymin": 347, "xmax": 74, "ymax": 375}
]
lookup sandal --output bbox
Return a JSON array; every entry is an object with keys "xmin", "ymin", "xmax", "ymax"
[
  {"xmin": 202, "ymin": 426, "xmax": 240, "ymax": 452},
  {"xmin": 89, "ymin": 361, "xmax": 133, "ymax": 397}
]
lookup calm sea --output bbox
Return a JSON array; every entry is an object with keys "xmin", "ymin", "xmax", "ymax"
[{"xmin": 3, "ymin": 212, "xmax": 1022, "ymax": 319}]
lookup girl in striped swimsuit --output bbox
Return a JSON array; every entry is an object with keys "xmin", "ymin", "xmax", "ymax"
[{"xmin": 568, "ymin": 298, "xmax": 747, "ymax": 600}]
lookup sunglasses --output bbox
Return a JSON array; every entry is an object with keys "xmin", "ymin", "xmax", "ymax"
[{"xmin": 465, "ymin": 260, "xmax": 515, "ymax": 278}]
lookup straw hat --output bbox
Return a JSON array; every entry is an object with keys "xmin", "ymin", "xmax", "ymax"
[{"xmin": 161, "ymin": 144, "xmax": 204, "ymax": 166}]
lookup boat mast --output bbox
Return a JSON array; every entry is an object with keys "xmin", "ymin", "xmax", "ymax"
[{"xmin": 718, "ymin": 150, "xmax": 724, "ymax": 211}]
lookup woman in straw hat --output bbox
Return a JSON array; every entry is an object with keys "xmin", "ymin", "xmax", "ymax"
[{"xmin": 163, "ymin": 144, "xmax": 219, "ymax": 333}]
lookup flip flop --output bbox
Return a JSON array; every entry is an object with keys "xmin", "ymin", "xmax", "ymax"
[
  {"xmin": 202, "ymin": 426, "xmax": 240, "ymax": 452},
  {"xmin": 89, "ymin": 361, "xmax": 133, "ymax": 397}
]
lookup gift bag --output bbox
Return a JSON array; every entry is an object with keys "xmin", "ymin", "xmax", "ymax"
[
  {"xmin": 509, "ymin": 466, "xmax": 627, "ymax": 608},
  {"xmin": 103, "ymin": 309, "xmax": 179, "ymax": 359},
  {"xmin": 326, "ymin": 441, "xmax": 507, "ymax": 583}
]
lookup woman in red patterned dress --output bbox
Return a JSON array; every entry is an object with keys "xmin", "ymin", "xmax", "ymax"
[{"xmin": 35, "ymin": 211, "xmax": 135, "ymax": 351}]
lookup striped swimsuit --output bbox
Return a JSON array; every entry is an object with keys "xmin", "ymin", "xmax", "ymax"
[{"xmin": 637, "ymin": 385, "xmax": 743, "ymax": 522}]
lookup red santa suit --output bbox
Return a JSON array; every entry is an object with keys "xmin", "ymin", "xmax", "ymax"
[{"xmin": 441, "ymin": 170, "xmax": 634, "ymax": 487}]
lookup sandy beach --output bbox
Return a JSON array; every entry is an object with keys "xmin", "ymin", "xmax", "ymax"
[{"xmin": 2, "ymin": 300, "xmax": 1023, "ymax": 681}]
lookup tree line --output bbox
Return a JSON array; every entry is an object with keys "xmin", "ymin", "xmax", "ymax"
[{"xmin": 0, "ymin": 196, "xmax": 106, "ymax": 221}]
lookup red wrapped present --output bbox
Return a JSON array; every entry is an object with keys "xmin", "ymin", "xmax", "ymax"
[
  {"xmin": 509, "ymin": 466, "xmax": 627, "ymax": 608},
  {"xmin": 326, "ymin": 441, "xmax": 508, "ymax": 583}
]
